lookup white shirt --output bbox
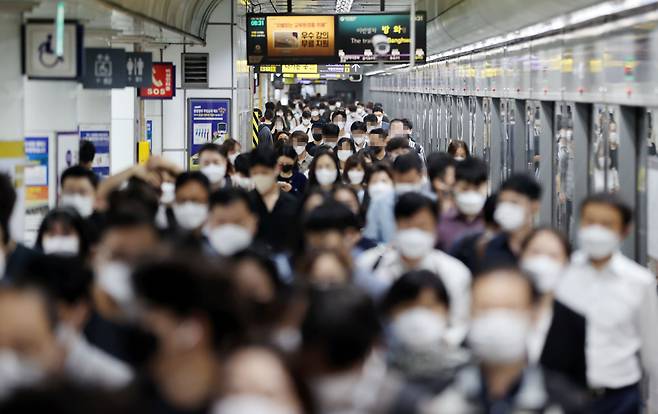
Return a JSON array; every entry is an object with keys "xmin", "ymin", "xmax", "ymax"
[
  {"xmin": 556, "ymin": 251, "xmax": 658, "ymax": 412},
  {"xmin": 527, "ymin": 304, "xmax": 553, "ymax": 364},
  {"xmin": 292, "ymin": 123, "xmax": 313, "ymax": 141},
  {"xmin": 356, "ymin": 246, "xmax": 472, "ymax": 346}
]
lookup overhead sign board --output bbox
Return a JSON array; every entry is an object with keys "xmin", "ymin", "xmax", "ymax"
[
  {"xmin": 138, "ymin": 62, "xmax": 176, "ymax": 99},
  {"xmin": 336, "ymin": 13, "xmax": 426, "ymax": 63},
  {"xmin": 247, "ymin": 13, "xmax": 426, "ymax": 65},
  {"xmin": 125, "ymin": 52, "xmax": 152, "ymax": 88},
  {"xmin": 82, "ymin": 48, "xmax": 127, "ymax": 89},
  {"xmin": 255, "ymin": 64, "xmax": 362, "ymax": 75},
  {"xmin": 23, "ymin": 21, "xmax": 83, "ymax": 80}
]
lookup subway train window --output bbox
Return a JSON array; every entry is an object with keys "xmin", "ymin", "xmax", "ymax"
[
  {"xmin": 501, "ymin": 99, "xmax": 515, "ymax": 181},
  {"xmin": 554, "ymin": 103, "xmax": 575, "ymax": 238},
  {"xmin": 482, "ymin": 97, "xmax": 492, "ymax": 167},
  {"xmin": 591, "ymin": 105, "xmax": 621, "ymax": 193},
  {"xmin": 526, "ymin": 101, "xmax": 541, "ymax": 177},
  {"xmin": 642, "ymin": 109, "xmax": 658, "ymax": 274},
  {"xmin": 468, "ymin": 96, "xmax": 477, "ymax": 155}
]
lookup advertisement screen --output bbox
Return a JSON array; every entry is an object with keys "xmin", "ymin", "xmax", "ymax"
[
  {"xmin": 336, "ymin": 13, "xmax": 426, "ymax": 63},
  {"xmin": 247, "ymin": 13, "xmax": 425, "ymax": 65}
]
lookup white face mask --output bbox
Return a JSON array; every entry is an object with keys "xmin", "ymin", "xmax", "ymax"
[
  {"xmin": 395, "ymin": 182, "xmax": 423, "ymax": 196},
  {"xmin": 42, "ymin": 236, "xmax": 79, "ymax": 256},
  {"xmin": 173, "ymin": 202, "xmax": 208, "ymax": 230},
  {"xmin": 337, "ymin": 150, "xmax": 352, "ymax": 162},
  {"xmin": 205, "ymin": 224, "xmax": 253, "ymax": 256},
  {"xmin": 294, "ymin": 145, "xmax": 306, "ymax": 155},
  {"xmin": 315, "ymin": 168, "xmax": 337, "ymax": 186},
  {"xmin": 302, "ymin": 118, "xmax": 311, "ymax": 126},
  {"xmin": 357, "ymin": 107, "xmax": 364, "ymax": 115},
  {"xmin": 376, "ymin": 115, "xmax": 383, "ymax": 123},
  {"xmin": 494, "ymin": 202, "xmax": 527, "ymax": 232},
  {"xmin": 0, "ymin": 350, "xmax": 45, "ymax": 400},
  {"xmin": 347, "ymin": 170, "xmax": 365, "ymax": 185},
  {"xmin": 468, "ymin": 309, "xmax": 530, "ymax": 364},
  {"xmin": 578, "ymin": 225, "xmax": 620, "ymax": 260},
  {"xmin": 395, "ymin": 228, "xmax": 435, "ymax": 259},
  {"xmin": 369, "ymin": 182, "xmax": 394, "ymax": 199},
  {"xmin": 352, "ymin": 135, "xmax": 366, "ymax": 146},
  {"xmin": 212, "ymin": 394, "xmax": 299, "ymax": 414},
  {"xmin": 160, "ymin": 182, "xmax": 176, "ymax": 205},
  {"xmin": 329, "ymin": 105, "xmax": 336, "ymax": 111},
  {"xmin": 252, "ymin": 173, "xmax": 276, "ymax": 194},
  {"xmin": 390, "ymin": 307, "xmax": 446, "ymax": 351},
  {"xmin": 229, "ymin": 153, "xmax": 239, "ymax": 165},
  {"xmin": 335, "ymin": 122, "xmax": 345, "ymax": 130},
  {"xmin": 454, "ymin": 156, "xmax": 466, "ymax": 162},
  {"xmin": 201, "ymin": 164, "xmax": 227, "ymax": 185},
  {"xmin": 95, "ymin": 260, "xmax": 134, "ymax": 306},
  {"xmin": 233, "ymin": 176, "xmax": 254, "ymax": 191},
  {"xmin": 311, "ymin": 110, "xmax": 319, "ymax": 117},
  {"xmin": 60, "ymin": 194, "xmax": 94, "ymax": 218},
  {"xmin": 521, "ymin": 255, "xmax": 564, "ymax": 293},
  {"xmin": 455, "ymin": 191, "xmax": 486, "ymax": 216},
  {"xmin": 276, "ymin": 111, "xmax": 284, "ymax": 117}
]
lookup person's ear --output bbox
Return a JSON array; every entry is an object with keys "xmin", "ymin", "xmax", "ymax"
[{"xmin": 530, "ymin": 200, "xmax": 540, "ymax": 215}]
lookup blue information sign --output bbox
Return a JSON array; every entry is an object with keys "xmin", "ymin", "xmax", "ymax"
[
  {"xmin": 187, "ymin": 98, "xmax": 231, "ymax": 169},
  {"xmin": 79, "ymin": 130, "xmax": 110, "ymax": 178}
]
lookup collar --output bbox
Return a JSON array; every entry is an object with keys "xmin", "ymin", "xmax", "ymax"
[{"xmin": 572, "ymin": 250, "xmax": 626, "ymax": 276}]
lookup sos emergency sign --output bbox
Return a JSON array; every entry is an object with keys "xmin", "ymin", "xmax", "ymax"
[{"xmin": 138, "ymin": 62, "xmax": 176, "ymax": 99}]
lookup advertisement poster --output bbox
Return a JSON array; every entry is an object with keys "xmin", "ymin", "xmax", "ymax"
[
  {"xmin": 187, "ymin": 98, "xmax": 231, "ymax": 169},
  {"xmin": 79, "ymin": 130, "xmax": 110, "ymax": 178},
  {"xmin": 24, "ymin": 137, "xmax": 49, "ymax": 245},
  {"xmin": 138, "ymin": 62, "xmax": 176, "ymax": 99},
  {"xmin": 336, "ymin": 13, "xmax": 426, "ymax": 63}
]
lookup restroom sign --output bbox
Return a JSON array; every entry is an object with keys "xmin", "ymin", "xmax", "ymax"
[
  {"xmin": 138, "ymin": 62, "xmax": 176, "ymax": 99},
  {"xmin": 126, "ymin": 52, "xmax": 152, "ymax": 87},
  {"xmin": 82, "ymin": 48, "xmax": 127, "ymax": 89}
]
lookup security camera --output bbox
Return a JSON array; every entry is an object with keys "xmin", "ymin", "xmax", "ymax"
[{"xmin": 371, "ymin": 34, "xmax": 391, "ymax": 56}]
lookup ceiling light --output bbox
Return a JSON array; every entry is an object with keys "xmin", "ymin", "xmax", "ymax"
[{"xmin": 336, "ymin": 0, "xmax": 354, "ymax": 13}]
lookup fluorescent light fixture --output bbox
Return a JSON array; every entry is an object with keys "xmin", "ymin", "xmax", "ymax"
[
  {"xmin": 55, "ymin": 1, "xmax": 65, "ymax": 57},
  {"xmin": 336, "ymin": 0, "xmax": 354, "ymax": 13}
]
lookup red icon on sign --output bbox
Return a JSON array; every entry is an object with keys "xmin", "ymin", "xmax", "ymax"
[{"xmin": 138, "ymin": 62, "xmax": 176, "ymax": 99}]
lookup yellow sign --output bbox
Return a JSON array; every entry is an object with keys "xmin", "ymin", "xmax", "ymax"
[
  {"xmin": 282, "ymin": 64, "xmax": 318, "ymax": 74},
  {"xmin": 267, "ymin": 15, "xmax": 335, "ymax": 57},
  {"xmin": 258, "ymin": 65, "xmax": 278, "ymax": 73},
  {"xmin": 138, "ymin": 141, "xmax": 150, "ymax": 165},
  {"xmin": 297, "ymin": 73, "xmax": 321, "ymax": 79}
]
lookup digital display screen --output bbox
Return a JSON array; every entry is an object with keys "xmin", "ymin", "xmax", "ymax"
[{"xmin": 246, "ymin": 13, "xmax": 426, "ymax": 65}]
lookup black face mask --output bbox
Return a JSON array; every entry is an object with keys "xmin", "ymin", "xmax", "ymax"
[
  {"xmin": 281, "ymin": 164, "xmax": 294, "ymax": 173},
  {"xmin": 312, "ymin": 133, "xmax": 323, "ymax": 142},
  {"xmin": 370, "ymin": 145, "xmax": 383, "ymax": 154}
]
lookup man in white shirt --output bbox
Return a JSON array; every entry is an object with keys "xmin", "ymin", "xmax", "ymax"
[
  {"xmin": 556, "ymin": 193, "xmax": 658, "ymax": 414},
  {"xmin": 350, "ymin": 121, "xmax": 369, "ymax": 153},
  {"xmin": 357, "ymin": 192, "xmax": 472, "ymax": 346},
  {"xmin": 292, "ymin": 110, "xmax": 313, "ymax": 142}
]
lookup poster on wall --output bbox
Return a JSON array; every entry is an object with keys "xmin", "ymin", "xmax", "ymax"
[
  {"xmin": 187, "ymin": 98, "xmax": 231, "ymax": 169},
  {"xmin": 79, "ymin": 130, "xmax": 110, "ymax": 178},
  {"xmin": 56, "ymin": 131, "xmax": 80, "ymax": 189},
  {"xmin": 24, "ymin": 137, "xmax": 50, "ymax": 245}
]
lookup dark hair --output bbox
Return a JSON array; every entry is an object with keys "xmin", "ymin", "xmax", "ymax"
[
  {"xmin": 107, "ymin": 178, "xmax": 160, "ymax": 220},
  {"xmin": 342, "ymin": 154, "xmax": 367, "ymax": 182},
  {"xmin": 198, "ymin": 143, "xmax": 224, "ymax": 158},
  {"xmin": 233, "ymin": 153, "xmax": 251, "ymax": 176},
  {"xmin": 521, "ymin": 227, "xmax": 572, "ymax": 258},
  {"xmin": 232, "ymin": 248, "xmax": 282, "ymax": 293},
  {"xmin": 350, "ymin": 121, "xmax": 367, "ymax": 133},
  {"xmin": 291, "ymin": 130, "xmax": 309, "ymax": 143},
  {"xmin": 380, "ymin": 270, "xmax": 451, "ymax": 315},
  {"xmin": 103, "ymin": 206, "xmax": 157, "ymax": 234},
  {"xmin": 336, "ymin": 137, "xmax": 356, "ymax": 153},
  {"xmin": 312, "ymin": 121, "xmax": 325, "ymax": 130},
  {"xmin": 249, "ymin": 146, "xmax": 278, "ymax": 169},
  {"xmin": 365, "ymin": 162, "xmax": 393, "ymax": 185},
  {"xmin": 175, "ymin": 171, "xmax": 211, "ymax": 194},
  {"xmin": 483, "ymin": 193, "xmax": 498, "ymax": 225},
  {"xmin": 394, "ymin": 192, "xmax": 438, "ymax": 221},
  {"xmin": 264, "ymin": 110, "xmax": 275, "ymax": 121},
  {"xmin": 426, "ymin": 152, "xmax": 454, "ymax": 182},
  {"xmin": 302, "ymin": 286, "xmax": 380, "ymax": 370},
  {"xmin": 474, "ymin": 264, "xmax": 541, "ymax": 304},
  {"xmin": 301, "ymin": 110, "xmax": 311, "ymax": 119},
  {"xmin": 448, "ymin": 140, "xmax": 470, "ymax": 158},
  {"xmin": 363, "ymin": 114, "xmax": 378, "ymax": 124},
  {"xmin": 265, "ymin": 101, "xmax": 275, "ymax": 112},
  {"xmin": 322, "ymin": 123, "xmax": 339, "ymax": 137},
  {"xmin": 297, "ymin": 248, "xmax": 352, "ymax": 285},
  {"xmin": 308, "ymin": 149, "xmax": 341, "ymax": 188},
  {"xmin": 208, "ymin": 187, "xmax": 256, "ymax": 214},
  {"xmin": 499, "ymin": 173, "xmax": 542, "ymax": 201},
  {"xmin": 79, "ymin": 140, "xmax": 96, "ymax": 164},
  {"xmin": 389, "ymin": 118, "xmax": 404, "ymax": 128},
  {"xmin": 455, "ymin": 157, "xmax": 488, "ymax": 185},
  {"xmin": 35, "ymin": 208, "xmax": 90, "ymax": 259},
  {"xmin": 60, "ymin": 165, "xmax": 99, "ymax": 189},
  {"xmin": 277, "ymin": 144, "xmax": 299, "ymax": 163},
  {"xmin": 401, "ymin": 118, "xmax": 413, "ymax": 130},
  {"xmin": 0, "ymin": 173, "xmax": 16, "ymax": 244},
  {"xmin": 369, "ymin": 128, "xmax": 387, "ymax": 139},
  {"xmin": 17, "ymin": 255, "xmax": 92, "ymax": 305},
  {"xmin": 373, "ymin": 106, "xmax": 384, "ymax": 114},
  {"xmin": 304, "ymin": 200, "xmax": 359, "ymax": 233},
  {"xmin": 580, "ymin": 192, "xmax": 633, "ymax": 226},
  {"xmin": 220, "ymin": 138, "xmax": 240, "ymax": 155},
  {"xmin": 331, "ymin": 111, "xmax": 346, "ymax": 121},
  {"xmin": 132, "ymin": 256, "xmax": 244, "ymax": 350},
  {"xmin": 393, "ymin": 152, "xmax": 423, "ymax": 174},
  {"xmin": 386, "ymin": 137, "xmax": 410, "ymax": 153}
]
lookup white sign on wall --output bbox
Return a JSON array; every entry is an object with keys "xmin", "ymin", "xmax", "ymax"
[{"xmin": 23, "ymin": 21, "xmax": 82, "ymax": 80}]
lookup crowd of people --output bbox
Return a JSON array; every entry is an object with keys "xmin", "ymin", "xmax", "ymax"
[{"xmin": 0, "ymin": 95, "xmax": 656, "ymax": 414}]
